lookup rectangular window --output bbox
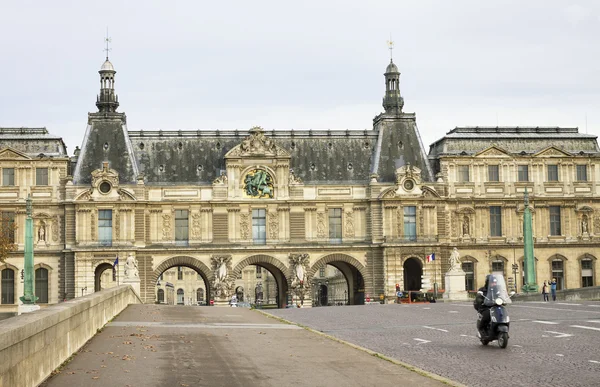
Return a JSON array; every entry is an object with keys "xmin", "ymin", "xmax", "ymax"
[
  {"xmin": 576, "ymin": 165, "xmax": 588, "ymax": 182},
  {"xmin": 177, "ymin": 266, "xmax": 183, "ymax": 281},
  {"xmin": 175, "ymin": 210, "xmax": 189, "ymax": 246},
  {"xmin": 2, "ymin": 168, "xmax": 15, "ymax": 186},
  {"xmin": 319, "ymin": 267, "xmax": 325, "ymax": 278},
  {"xmin": 552, "ymin": 260, "xmax": 564, "ymax": 290},
  {"xmin": 457, "ymin": 165, "xmax": 470, "ymax": 182},
  {"xmin": 488, "ymin": 165, "xmax": 499, "ymax": 182},
  {"xmin": 517, "ymin": 165, "xmax": 529, "ymax": 182},
  {"xmin": 403, "ymin": 206, "xmax": 416, "ymax": 241},
  {"xmin": 328, "ymin": 208, "xmax": 342, "ymax": 243},
  {"xmin": 489, "ymin": 206, "xmax": 502, "ymax": 237},
  {"xmin": 252, "ymin": 209, "xmax": 266, "ymax": 245},
  {"xmin": 98, "ymin": 209, "xmax": 112, "ymax": 246},
  {"xmin": 582, "ymin": 259, "xmax": 593, "ymax": 287},
  {"xmin": 492, "ymin": 260, "xmax": 505, "ymax": 275},
  {"xmin": 549, "ymin": 206, "xmax": 561, "ymax": 236},
  {"xmin": 36, "ymin": 168, "xmax": 48, "ymax": 186},
  {"xmin": 547, "ymin": 164, "xmax": 559, "ymax": 182},
  {"xmin": 462, "ymin": 262, "xmax": 475, "ymax": 291},
  {"xmin": 1, "ymin": 211, "xmax": 15, "ymax": 243},
  {"xmin": 256, "ymin": 266, "xmax": 262, "ymax": 279}
]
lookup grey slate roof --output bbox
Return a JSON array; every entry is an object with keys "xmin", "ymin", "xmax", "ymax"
[
  {"xmin": 0, "ymin": 127, "xmax": 68, "ymax": 157},
  {"xmin": 428, "ymin": 127, "xmax": 600, "ymax": 158},
  {"xmin": 128, "ymin": 129, "xmax": 379, "ymax": 185}
]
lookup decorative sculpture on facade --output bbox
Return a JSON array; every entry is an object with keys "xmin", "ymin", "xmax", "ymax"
[
  {"xmin": 316, "ymin": 212, "xmax": 326, "ymax": 238},
  {"xmin": 344, "ymin": 210, "xmax": 354, "ymax": 238},
  {"xmin": 582, "ymin": 215, "xmax": 589, "ymax": 234},
  {"xmin": 268, "ymin": 212, "xmax": 278, "ymax": 239},
  {"xmin": 243, "ymin": 169, "xmax": 274, "ymax": 198},
  {"xmin": 462, "ymin": 216, "xmax": 469, "ymax": 236},
  {"xmin": 124, "ymin": 253, "xmax": 139, "ymax": 279},
  {"xmin": 212, "ymin": 172, "xmax": 228, "ymax": 185},
  {"xmin": 211, "ymin": 255, "xmax": 233, "ymax": 298},
  {"xmin": 289, "ymin": 169, "xmax": 303, "ymax": 184},
  {"xmin": 289, "ymin": 253, "xmax": 310, "ymax": 304},
  {"xmin": 38, "ymin": 222, "xmax": 46, "ymax": 242}
]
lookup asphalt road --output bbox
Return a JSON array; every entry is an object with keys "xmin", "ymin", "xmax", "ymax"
[
  {"xmin": 269, "ymin": 301, "xmax": 600, "ymax": 387},
  {"xmin": 40, "ymin": 304, "xmax": 449, "ymax": 387}
]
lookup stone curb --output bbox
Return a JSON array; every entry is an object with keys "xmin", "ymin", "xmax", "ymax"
[{"xmin": 257, "ymin": 310, "xmax": 467, "ymax": 387}]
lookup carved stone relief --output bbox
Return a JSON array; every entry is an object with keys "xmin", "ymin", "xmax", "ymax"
[
  {"xmin": 240, "ymin": 213, "xmax": 250, "ymax": 239},
  {"xmin": 114, "ymin": 211, "xmax": 120, "ymax": 241},
  {"xmin": 316, "ymin": 212, "xmax": 326, "ymax": 238},
  {"xmin": 52, "ymin": 216, "xmax": 59, "ymax": 242},
  {"xmin": 268, "ymin": 212, "xmax": 279, "ymax": 239},
  {"xmin": 289, "ymin": 253, "xmax": 311, "ymax": 302},
  {"xmin": 162, "ymin": 213, "xmax": 171, "ymax": 240},
  {"xmin": 90, "ymin": 210, "xmax": 96, "ymax": 240},
  {"xmin": 211, "ymin": 254, "xmax": 234, "ymax": 298},
  {"xmin": 191, "ymin": 212, "xmax": 201, "ymax": 239}
]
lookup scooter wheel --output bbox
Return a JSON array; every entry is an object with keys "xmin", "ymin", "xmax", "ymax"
[
  {"xmin": 498, "ymin": 332, "xmax": 509, "ymax": 349},
  {"xmin": 480, "ymin": 339, "xmax": 489, "ymax": 346}
]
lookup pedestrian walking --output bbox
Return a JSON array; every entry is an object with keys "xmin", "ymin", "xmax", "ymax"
[
  {"xmin": 550, "ymin": 278, "xmax": 557, "ymax": 301},
  {"xmin": 542, "ymin": 281, "xmax": 549, "ymax": 301}
]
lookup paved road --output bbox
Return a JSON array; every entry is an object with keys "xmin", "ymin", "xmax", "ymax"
[
  {"xmin": 41, "ymin": 304, "xmax": 449, "ymax": 387},
  {"xmin": 269, "ymin": 301, "xmax": 600, "ymax": 387}
]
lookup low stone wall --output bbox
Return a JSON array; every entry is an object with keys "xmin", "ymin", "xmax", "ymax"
[
  {"xmin": 0, "ymin": 285, "xmax": 141, "ymax": 387},
  {"xmin": 513, "ymin": 285, "xmax": 600, "ymax": 302}
]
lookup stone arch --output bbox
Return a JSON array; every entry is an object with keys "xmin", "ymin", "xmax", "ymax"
[
  {"xmin": 0, "ymin": 263, "xmax": 19, "ymax": 272},
  {"xmin": 309, "ymin": 253, "xmax": 367, "ymax": 306},
  {"xmin": 231, "ymin": 254, "xmax": 290, "ymax": 308},
  {"xmin": 547, "ymin": 254, "xmax": 568, "ymax": 290},
  {"xmin": 94, "ymin": 261, "xmax": 115, "ymax": 292},
  {"xmin": 148, "ymin": 256, "xmax": 213, "ymax": 304},
  {"xmin": 34, "ymin": 262, "xmax": 53, "ymax": 271}
]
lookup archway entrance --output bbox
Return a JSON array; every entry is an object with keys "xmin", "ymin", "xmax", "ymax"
[
  {"xmin": 94, "ymin": 263, "xmax": 116, "ymax": 292},
  {"xmin": 150, "ymin": 256, "xmax": 212, "ymax": 305},
  {"xmin": 231, "ymin": 255, "xmax": 289, "ymax": 309},
  {"xmin": 403, "ymin": 257, "xmax": 422, "ymax": 291},
  {"xmin": 311, "ymin": 254, "xmax": 366, "ymax": 306}
]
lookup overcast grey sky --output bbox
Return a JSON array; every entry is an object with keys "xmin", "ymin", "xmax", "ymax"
[{"xmin": 1, "ymin": 1, "xmax": 599, "ymax": 154}]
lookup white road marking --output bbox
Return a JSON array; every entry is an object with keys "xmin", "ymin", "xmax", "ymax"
[
  {"xmin": 449, "ymin": 311, "xmax": 459, "ymax": 313},
  {"xmin": 423, "ymin": 307, "xmax": 431, "ymax": 310},
  {"xmin": 512, "ymin": 345, "xmax": 523, "ymax": 348},
  {"xmin": 571, "ymin": 325, "xmax": 600, "ymax": 332},
  {"xmin": 511, "ymin": 305, "xmax": 600, "ymax": 314},
  {"xmin": 587, "ymin": 320, "xmax": 600, "ymax": 324},
  {"xmin": 423, "ymin": 326, "xmax": 449, "ymax": 332},
  {"xmin": 533, "ymin": 320, "xmax": 559, "ymax": 325},
  {"xmin": 556, "ymin": 303, "xmax": 582, "ymax": 306},
  {"xmin": 460, "ymin": 334, "xmax": 478, "ymax": 339},
  {"xmin": 589, "ymin": 305, "xmax": 600, "ymax": 308},
  {"xmin": 544, "ymin": 330, "xmax": 573, "ymax": 338},
  {"xmin": 589, "ymin": 360, "xmax": 600, "ymax": 364},
  {"xmin": 556, "ymin": 354, "xmax": 564, "ymax": 356},
  {"xmin": 414, "ymin": 338, "xmax": 431, "ymax": 345}
]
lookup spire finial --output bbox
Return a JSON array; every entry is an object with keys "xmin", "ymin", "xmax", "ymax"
[
  {"xmin": 104, "ymin": 28, "xmax": 112, "ymax": 60},
  {"xmin": 387, "ymin": 35, "xmax": 394, "ymax": 62}
]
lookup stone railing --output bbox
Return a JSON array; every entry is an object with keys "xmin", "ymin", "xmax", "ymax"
[
  {"xmin": 0, "ymin": 285, "xmax": 141, "ymax": 387},
  {"xmin": 513, "ymin": 285, "xmax": 600, "ymax": 302}
]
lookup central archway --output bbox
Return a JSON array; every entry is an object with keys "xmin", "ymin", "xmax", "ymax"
[
  {"xmin": 403, "ymin": 257, "xmax": 422, "ymax": 291},
  {"xmin": 309, "ymin": 253, "xmax": 367, "ymax": 306},
  {"xmin": 148, "ymin": 256, "xmax": 213, "ymax": 304},
  {"xmin": 231, "ymin": 254, "xmax": 289, "ymax": 308}
]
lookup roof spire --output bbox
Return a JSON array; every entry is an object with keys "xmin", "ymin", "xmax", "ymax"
[
  {"xmin": 387, "ymin": 35, "xmax": 394, "ymax": 62},
  {"xmin": 104, "ymin": 28, "xmax": 112, "ymax": 60}
]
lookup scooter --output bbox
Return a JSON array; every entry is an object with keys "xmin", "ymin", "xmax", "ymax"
[{"xmin": 476, "ymin": 290, "xmax": 515, "ymax": 348}]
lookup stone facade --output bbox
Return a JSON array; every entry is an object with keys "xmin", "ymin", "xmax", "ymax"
[{"xmin": 1, "ymin": 57, "xmax": 599, "ymax": 309}]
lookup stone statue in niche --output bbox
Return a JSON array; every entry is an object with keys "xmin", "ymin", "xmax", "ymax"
[
  {"xmin": 38, "ymin": 222, "xmax": 46, "ymax": 242},
  {"xmin": 462, "ymin": 216, "xmax": 469, "ymax": 236},
  {"xmin": 582, "ymin": 215, "xmax": 589, "ymax": 234}
]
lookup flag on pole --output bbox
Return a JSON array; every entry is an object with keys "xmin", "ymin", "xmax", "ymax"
[
  {"xmin": 113, "ymin": 256, "xmax": 119, "ymax": 281},
  {"xmin": 426, "ymin": 253, "xmax": 435, "ymax": 263},
  {"xmin": 113, "ymin": 256, "xmax": 119, "ymax": 267}
]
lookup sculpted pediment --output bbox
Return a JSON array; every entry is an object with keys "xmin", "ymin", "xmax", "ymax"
[
  {"xmin": 534, "ymin": 146, "xmax": 572, "ymax": 158},
  {"xmin": 225, "ymin": 126, "xmax": 290, "ymax": 158},
  {"xmin": 0, "ymin": 147, "xmax": 31, "ymax": 160},
  {"xmin": 474, "ymin": 146, "xmax": 510, "ymax": 158}
]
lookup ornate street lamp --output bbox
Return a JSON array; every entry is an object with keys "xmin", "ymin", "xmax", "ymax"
[{"xmin": 19, "ymin": 194, "xmax": 39, "ymax": 309}]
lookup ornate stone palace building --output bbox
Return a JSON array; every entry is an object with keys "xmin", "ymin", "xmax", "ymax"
[{"xmin": 1, "ymin": 56, "xmax": 599, "ymax": 311}]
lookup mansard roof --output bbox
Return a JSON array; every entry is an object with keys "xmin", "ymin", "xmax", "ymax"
[
  {"xmin": 429, "ymin": 126, "xmax": 599, "ymax": 158},
  {"xmin": 0, "ymin": 127, "xmax": 68, "ymax": 157},
  {"xmin": 128, "ymin": 128, "xmax": 380, "ymax": 185}
]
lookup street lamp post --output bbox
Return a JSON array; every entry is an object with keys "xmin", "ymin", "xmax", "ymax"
[{"xmin": 317, "ymin": 282, "xmax": 322, "ymax": 306}]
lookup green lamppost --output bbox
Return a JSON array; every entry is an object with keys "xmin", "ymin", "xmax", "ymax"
[
  {"xmin": 19, "ymin": 194, "xmax": 38, "ymax": 305},
  {"xmin": 521, "ymin": 188, "xmax": 538, "ymax": 293}
]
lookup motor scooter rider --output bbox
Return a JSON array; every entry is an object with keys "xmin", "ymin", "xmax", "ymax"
[{"xmin": 474, "ymin": 274, "xmax": 500, "ymax": 334}]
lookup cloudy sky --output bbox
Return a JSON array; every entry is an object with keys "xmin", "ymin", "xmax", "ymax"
[{"xmin": 1, "ymin": 1, "xmax": 599, "ymax": 154}]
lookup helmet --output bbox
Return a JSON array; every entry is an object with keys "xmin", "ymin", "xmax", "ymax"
[{"xmin": 484, "ymin": 274, "xmax": 497, "ymax": 289}]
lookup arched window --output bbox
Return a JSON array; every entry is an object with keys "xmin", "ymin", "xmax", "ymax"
[
  {"xmin": 177, "ymin": 288, "xmax": 184, "ymax": 305},
  {"xmin": 1, "ymin": 269, "xmax": 14, "ymax": 304},
  {"xmin": 197, "ymin": 288, "xmax": 204, "ymax": 303},
  {"xmin": 157, "ymin": 289, "xmax": 165, "ymax": 303},
  {"xmin": 581, "ymin": 257, "xmax": 594, "ymax": 288},
  {"xmin": 35, "ymin": 268, "xmax": 49, "ymax": 303},
  {"xmin": 461, "ymin": 260, "xmax": 475, "ymax": 291}
]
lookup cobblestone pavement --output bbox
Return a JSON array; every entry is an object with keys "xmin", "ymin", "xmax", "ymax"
[
  {"xmin": 41, "ymin": 304, "xmax": 449, "ymax": 387},
  {"xmin": 269, "ymin": 301, "xmax": 600, "ymax": 387}
]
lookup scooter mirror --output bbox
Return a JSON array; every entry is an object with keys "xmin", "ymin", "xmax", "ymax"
[{"xmin": 477, "ymin": 291, "xmax": 484, "ymax": 296}]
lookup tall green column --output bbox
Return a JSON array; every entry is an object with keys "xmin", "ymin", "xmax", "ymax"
[
  {"xmin": 521, "ymin": 188, "xmax": 538, "ymax": 293},
  {"xmin": 19, "ymin": 194, "xmax": 38, "ymax": 304}
]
